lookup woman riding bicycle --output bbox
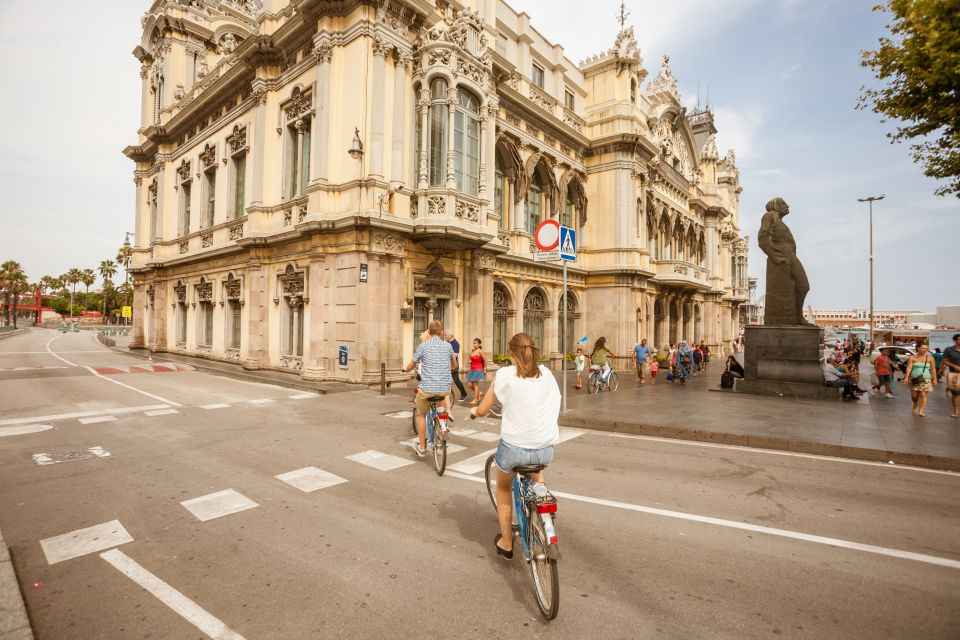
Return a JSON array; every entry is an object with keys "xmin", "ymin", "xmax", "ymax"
[
  {"xmin": 590, "ymin": 336, "xmax": 617, "ymax": 383},
  {"xmin": 471, "ymin": 332, "xmax": 560, "ymax": 559}
]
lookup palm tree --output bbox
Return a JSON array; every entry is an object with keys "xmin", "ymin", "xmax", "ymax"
[
  {"xmin": 64, "ymin": 268, "xmax": 83, "ymax": 321},
  {"xmin": 98, "ymin": 260, "xmax": 117, "ymax": 323},
  {"xmin": 81, "ymin": 268, "xmax": 96, "ymax": 311},
  {"xmin": 116, "ymin": 244, "xmax": 132, "ymax": 285},
  {"xmin": 5, "ymin": 268, "xmax": 28, "ymax": 329},
  {"xmin": 0, "ymin": 261, "xmax": 23, "ymax": 326}
]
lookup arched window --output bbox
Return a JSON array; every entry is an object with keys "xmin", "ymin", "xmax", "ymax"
[
  {"xmin": 454, "ymin": 88, "xmax": 480, "ymax": 195},
  {"xmin": 494, "ymin": 150, "xmax": 507, "ymax": 228},
  {"xmin": 523, "ymin": 288, "xmax": 546, "ymax": 350},
  {"xmin": 526, "ymin": 169, "xmax": 546, "ymax": 234},
  {"xmin": 413, "ymin": 82, "xmax": 421, "ymax": 185},
  {"xmin": 661, "ymin": 220, "xmax": 671, "ymax": 259},
  {"xmin": 561, "ymin": 182, "xmax": 575, "ymax": 229},
  {"xmin": 557, "ymin": 292, "xmax": 577, "ymax": 354},
  {"xmin": 428, "ymin": 78, "xmax": 448, "ymax": 187},
  {"xmin": 493, "ymin": 283, "xmax": 510, "ymax": 355}
]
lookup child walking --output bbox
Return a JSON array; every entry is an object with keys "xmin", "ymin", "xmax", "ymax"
[
  {"xmin": 649, "ymin": 356, "xmax": 659, "ymax": 384},
  {"xmin": 574, "ymin": 348, "xmax": 586, "ymax": 389}
]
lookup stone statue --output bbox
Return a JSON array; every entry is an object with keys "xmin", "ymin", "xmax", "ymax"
[{"xmin": 758, "ymin": 197, "xmax": 815, "ymax": 326}]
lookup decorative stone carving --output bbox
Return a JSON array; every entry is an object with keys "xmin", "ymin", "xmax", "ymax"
[
  {"xmin": 298, "ymin": 203, "xmax": 308, "ymax": 223},
  {"xmin": 414, "ymin": 276, "xmax": 452, "ymax": 297},
  {"xmin": 225, "ymin": 348, "xmax": 241, "ymax": 361},
  {"xmin": 562, "ymin": 111, "xmax": 584, "ymax": 133},
  {"xmin": 673, "ymin": 264, "xmax": 689, "ymax": 275},
  {"xmin": 313, "ymin": 42, "xmax": 333, "ymax": 64},
  {"xmin": 476, "ymin": 253, "xmax": 496, "ymax": 271},
  {"xmin": 197, "ymin": 57, "xmax": 209, "ymax": 79},
  {"xmin": 280, "ymin": 355, "xmax": 303, "ymax": 371},
  {"xmin": 528, "ymin": 86, "xmax": 555, "ymax": 114},
  {"xmin": 700, "ymin": 133, "xmax": 718, "ymax": 161},
  {"xmin": 224, "ymin": 274, "xmax": 242, "ymax": 300},
  {"xmin": 648, "ymin": 55, "xmax": 680, "ymax": 101},
  {"xmin": 505, "ymin": 72, "xmax": 520, "ymax": 91},
  {"xmin": 228, "ymin": 124, "xmax": 247, "ymax": 154},
  {"xmin": 229, "ymin": 224, "xmax": 244, "ymax": 240},
  {"xmin": 174, "ymin": 282, "xmax": 187, "ymax": 303},
  {"xmin": 178, "ymin": 241, "xmax": 189, "ymax": 254},
  {"xmin": 223, "ymin": 0, "xmax": 263, "ymax": 16},
  {"xmin": 410, "ymin": 198, "xmax": 418, "ymax": 219},
  {"xmin": 498, "ymin": 231, "xmax": 511, "ymax": 247},
  {"xmin": 220, "ymin": 33, "xmax": 238, "ymax": 55},
  {"xmin": 372, "ymin": 233, "xmax": 405, "ymax": 254},
  {"xmin": 201, "ymin": 233, "xmax": 213, "ymax": 248},
  {"xmin": 283, "ymin": 209, "xmax": 293, "ymax": 226},
  {"xmin": 284, "ymin": 86, "xmax": 313, "ymax": 121},
  {"xmin": 196, "ymin": 279, "xmax": 213, "ymax": 302},
  {"xmin": 427, "ymin": 195, "xmax": 445, "ymax": 215},
  {"xmin": 176, "ymin": 159, "xmax": 191, "ymax": 182},
  {"xmin": 506, "ymin": 112, "xmax": 521, "ymax": 126},
  {"xmin": 279, "ymin": 264, "xmax": 306, "ymax": 298},
  {"xmin": 174, "ymin": 84, "xmax": 185, "ymax": 100},
  {"xmin": 454, "ymin": 199, "xmax": 479, "ymax": 222},
  {"xmin": 199, "ymin": 143, "xmax": 216, "ymax": 169}
]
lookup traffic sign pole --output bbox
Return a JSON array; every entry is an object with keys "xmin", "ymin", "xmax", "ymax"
[{"xmin": 562, "ymin": 258, "xmax": 568, "ymax": 413}]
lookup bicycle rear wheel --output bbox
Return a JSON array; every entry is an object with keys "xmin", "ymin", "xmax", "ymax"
[
  {"xmin": 587, "ymin": 372, "xmax": 599, "ymax": 394},
  {"xmin": 528, "ymin": 511, "xmax": 560, "ymax": 620},
  {"xmin": 608, "ymin": 372, "xmax": 619, "ymax": 392},
  {"xmin": 411, "ymin": 404, "xmax": 419, "ymax": 435},
  {"xmin": 484, "ymin": 454, "xmax": 498, "ymax": 511},
  {"xmin": 432, "ymin": 413, "xmax": 447, "ymax": 475}
]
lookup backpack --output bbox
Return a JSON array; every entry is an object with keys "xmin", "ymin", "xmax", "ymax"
[{"xmin": 720, "ymin": 371, "xmax": 735, "ymax": 389}]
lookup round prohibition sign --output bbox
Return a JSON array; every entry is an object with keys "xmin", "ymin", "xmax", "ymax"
[{"xmin": 534, "ymin": 219, "xmax": 561, "ymax": 251}]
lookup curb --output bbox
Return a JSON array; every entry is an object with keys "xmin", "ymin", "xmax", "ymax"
[
  {"xmin": 0, "ymin": 528, "xmax": 33, "ymax": 640},
  {"xmin": 0, "ymin": 329, "xmax": 27, "ymax": 342},
  {"xmin": 556, "ymin": 414, "xmax": 960, "ymax": 473}
]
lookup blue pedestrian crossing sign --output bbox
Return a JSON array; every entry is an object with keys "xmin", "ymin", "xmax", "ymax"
[{"xmin": 559, "ymin": 225, "xmax": 576, "ymax": 262}]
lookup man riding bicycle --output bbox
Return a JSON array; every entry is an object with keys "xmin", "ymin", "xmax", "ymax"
[{"xmin": 402, "ymin": 320, "xmax": 456, "ymax": 457}]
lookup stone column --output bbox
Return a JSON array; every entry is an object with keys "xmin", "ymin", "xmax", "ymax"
[
  {"xmin": 446, "ymin": 91, "xmax": 457, "ymax": 189},
  {"xmin": 370, "ymin": 37, "xmax": 388, "ymax": 179},
  {"xmin": 243, "ymin": 262, "xmax": 267, "ymax": 370},
  {"xmin": 249, "ymin": 81, "xmax": 269, "ymax": 207},
  {"xmin": 133, "ymin": 177, "xmax": 144, "ymax": 245},
  {"xmin": 151, "ymin": 284, "xmax": 167, "ymax": 352},
  {"xmin": 417, "ymin": 86, "xmax": 430, "ymax": 191},
  {"xmin": 311, "ymin": 42, "xmax": 332, "ymax": 183},
  {"xmin": 131, "ymin": 283, "xmax": 146, "ymax": 349},
  {"xmin": 391, "ymin": 52, "xmax": 407, "ymax": 186},
  {"xmin": 302, "ymin": 254, "xmax": 327, "ymax": 381},
  {"xmin": 386, "ymin": 255, "xmax": 404, "ymax": 369}
]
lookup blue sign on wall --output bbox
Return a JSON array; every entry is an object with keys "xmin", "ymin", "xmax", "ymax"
[{"xmin": 338, "ymin": 345, "xmax": 349, "ymax": 369}]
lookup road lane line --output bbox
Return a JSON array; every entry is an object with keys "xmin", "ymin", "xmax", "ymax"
[
  {"xmin": 0, "ymin": 404, "xmax": 169, "ymax": 426},
  {"xmin": 0, "ymin": 350, "xmax": 107, "ymax": 354},
  {"xmin": 79, "ymin": 416, "xmax": 117, "ymax": 425},
  {"xmin": 40, "ymin": 520, "xmax": 133, "ymax": 564},
  {"xmin": 100, "ymin": 549, "xmax": 247, "ymax": 640},
  {"xmin": 145, "ymin": 409, "xmax": 179, "ymax": 417},
  {"xmin": 83, "ymin": 365, "xmax": 182, "ymax": 407},
  {"xmin": 0, "ymin": 424, "xmax": 55, "ymax": 437},
  {"xmin": 201, "ymin": 404, "xmax": 230, "ymax": 410},
  {"xmin": 248, "ymin": 398, "xmax": 275, "ymax": 405},
  {"xmin": 447, "ymin": 472, "xmax": 960, "ymax": 570},
  {"xmin": 44, "ymin": 335, "xmax": 76, "ymax": 366},
  {"xmin": 589, "ymin": 431, "xmax": 960, "ymax": 476}
]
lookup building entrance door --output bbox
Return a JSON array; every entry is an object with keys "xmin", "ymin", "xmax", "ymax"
[{"xmin": 413, "ymin": 297, "xmax": 448, "ymax": 349}]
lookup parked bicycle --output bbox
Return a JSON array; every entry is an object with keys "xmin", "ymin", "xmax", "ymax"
[
  {"xmin": 587, "ymin": 364, "xmax": 618, "ymax": 393},
  {"xmin": 483, "ymin": 452, "xmax": 561, "ymax": 620}
]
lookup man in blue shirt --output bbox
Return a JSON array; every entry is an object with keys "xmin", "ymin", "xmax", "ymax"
[
  {"xmin": 633, "ymin": 338, "xmax": 651, "ymax": 384},
  {"xmin": 403, "ymin": 321, "xmax": 456, "ymax": 456}
]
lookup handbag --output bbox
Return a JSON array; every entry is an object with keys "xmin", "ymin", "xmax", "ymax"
[
  {"xmin": 947, "ymin": 371, "xmax": 960, "ymax": 392},
  {"xmin": 910, "ymin": 361, "xmax": 929, "ymax": 385}
]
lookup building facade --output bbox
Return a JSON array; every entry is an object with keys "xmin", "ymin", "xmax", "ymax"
[
  {"xmin": 808, "ymin": 308, "xmax": 922, "ymax": 328},
  {"xmin": 125, "ymin": 0, "xmax": 749, "ymax": 383}
]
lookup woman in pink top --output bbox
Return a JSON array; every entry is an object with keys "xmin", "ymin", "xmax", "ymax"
[{"xmin": 465, "ymin": 338, "xmax": 487, "ymax": 405}]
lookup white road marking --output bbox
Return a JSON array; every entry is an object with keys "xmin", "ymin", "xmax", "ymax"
[
  {"xmin": 88, "ymin": 446, "xmax": 111, "ymax": 458},
  {"xmin": 201, "ymin": 403, "xmax": 230, "ymax": 410},
  {"xmin": 465, "ymin": 431, "xmax": 500, "ymax": 442},
  {"xmin": 78, "ymin": 416, "xmax": 117, "ymax": 425},
  {"xmin": 40, "ymin": 520, "xmax": 133, "ymax": 565},
  {"xmin": 275, "ymin": 467, "xmax": 348, "ymax": 492},
  {"xmin": 248, "ymin": 398, "xmax": 275, "ymax": 405},
  {"xmin": 100, "ymin": 549, "xmax": 248, "ymax": 640},
  {"xmin": 589, "ymin": 431, "xmax": 960, "ymax": 476},
  {"xmin": 181, "ymin": 489, "xmax": 259, "ymax": 522},
  {"xmin": 558, "ymin": 428, "xmax": 586, "ymax": 443},
  {"xmin": 83, "ymin": 365, "xmax": 182, "ymax": 407},
  {"xmin": 289, "ymin": 393, "xmax": 318, "ymax": 400},
  {"xmin": 0, "ymin": 404, "xmax": 168, "ymax": 426},
  {"xmin": 0, "ymin": 350, "xmax": 106, "ymax": 354},
  {"xmin": 33, "ymin": 447, "xmax": 112, "ymax": 466},
  {"xmin": 399, "ymin": 438, "xmax": 467, "ymax": 454},
  {"xmin": 448, "ymin": 428, "xmax": 477, "ymax": 437},
  {"xmin": 448, "ymin": 472, "xmax": 960, "ymax": 571},
  {"xmin": 385, "ymin": 410, "xmax": 414, "ymax": 419},
  {"xmin": 145, "ymin": 409, "xmax": 179, "ymax": 417},
  {"xmin": 44, "ymin": 335, "xmax": 77, "ymax": 366},
  {"xmin": 0, "ymin": 424, "xmax": 54, "ymax": 437},
  {"xmin": 447, "ymin": 449, "xmax": 497, "ymax": 475},
  {"xmin": 32, "ymin": 454, "xmax": 54, "ymax": 466},
  {"xmin": 345, "ymin": 449, "xmax": 415, "ymax": 471}
]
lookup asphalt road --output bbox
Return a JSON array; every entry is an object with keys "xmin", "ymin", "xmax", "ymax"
[{"xmin": 1, "ymin": 328, "xmax": 958, "ymax": 639}]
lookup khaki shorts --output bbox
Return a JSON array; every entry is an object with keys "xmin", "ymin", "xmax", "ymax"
[{"xmin": 416, "ymin": 389, "xmax": 450, "ymax": 413}]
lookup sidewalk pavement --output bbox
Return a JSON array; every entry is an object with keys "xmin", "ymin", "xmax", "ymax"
[
  {"xmin": 104, "ymin": 339, "xmax": 960, "ymax": 472},
  {"xmin": 0, "ymin": 527, "xmax": 32, "ymax": 640}
]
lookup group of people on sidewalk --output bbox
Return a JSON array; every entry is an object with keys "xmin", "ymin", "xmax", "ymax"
[
  {"xmin": 567, "ymin": 337, "xmax": 714, "ymax": 388},
  {"xmin": 823, "ymin": 333, "xmax": 960, "ymax": 419}
]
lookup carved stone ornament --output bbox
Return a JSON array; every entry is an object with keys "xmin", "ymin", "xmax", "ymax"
[
  {"xmin": 201, "ymin": 233, "xmax": 213, "ymax": 248},
  {"xmin": 174, "ymin": 282, "xmax": 187, "ymax": 303},
  {"xmin": 528, "ymin": 85, "xmax": 555, "ymax": 114},
  {"xmin": 454, "ymin": 199, "xmax": 479, "ymax": 222},
  {"xmin": 673, "ymin": 264, "xmax": 689, "ymax": 275},
  {"xmin": 196, "ymin": 279, "xmax": 213, "ymax": 302},
  {"xmin": 199, "ymin": 143, "xmax": 216, "ymax": 169},
  {"xmin": 220, "ymin": 33, "xmax": 237, "ymax": 54},
  {"xmin": 476, "ymin": 253, "xmax": 496, "ymax": 271},
  {"xmin": 414, "ymin": 276, "xmax": 452, "ymax": 298},
  {"xmin": 278, "ymin": 264, "xmax": 306, "ymax": 298},
  {"xmin": 372, "ymin": 233, "xmax": 405, "ymax": 254},
  {"xmin": 224, "ymin": 274, "xmax": 242, "ymax": 300},
  {"xmin": 427, "ymin": 195, "xmax": 446, "ymax": 215},
  {"xmin": 179, "ymin": 241, "xmax": 189, "ymax": 254},
  {"xmin": 284, "ymin": 86, "xmax": 313, "ymax": 121},
  {"xmin": 228, "ymin": 124, "xmax": 247, "ymax": 154},
  {"xmin": 648, "ymin": 55, "xmax": 680, "ymax": 101},
  {"xmin": 701, "ymin": 133, "xmax": 718, "ymax": 161},
  {"xmin": 498, "ymin": 231, "xmax": 510, "ymax": 247},
  {"xmin": 229, "ymin": 224, "xmax": 244, "ymax": 241},
  {"xmin": 174, "ymin": 84, "xmax": 185, "ymax": 100},
  {"xmin": 313, "ymin": 42, "xmax": 333, "ymax": 64},
  {"xmin": 562, "ymin": 111, "xmax": 584, "ymax": 133},
  {"xmin": 298, "ymin": 203, "xmax": 308, "ymax": 223},
  {"xmin": 410, "ymin": 198, "xmax": 418, "ymax": 219},
  {"xmin": 283, "ymin": 209, "xmax": 293, "ymax": 226},
  {"xmin": 176, "ymin": 159, "xmax": 192, "ymax": 183}
]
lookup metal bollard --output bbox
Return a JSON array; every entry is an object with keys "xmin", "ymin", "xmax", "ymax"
[{"xmin": 380, "ymin": 362, "xmax": 386, "ymax": 396}]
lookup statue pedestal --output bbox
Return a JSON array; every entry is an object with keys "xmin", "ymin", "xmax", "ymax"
[{"xmin": 738, "ymin": 325, "xmax": 836, "ymax": 399}]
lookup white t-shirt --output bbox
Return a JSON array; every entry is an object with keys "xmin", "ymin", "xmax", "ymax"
[{"xmin": 493, "ymin": 364, "xmax": 561, "ymax": 449}]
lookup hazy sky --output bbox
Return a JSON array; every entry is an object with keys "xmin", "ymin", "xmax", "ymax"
[{"xmin": 1, "ymin": 0, "xmax": 956, "ymax": 311}]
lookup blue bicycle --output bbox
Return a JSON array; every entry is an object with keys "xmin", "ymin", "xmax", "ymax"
[
  {"xmin": 412, "ymin": 391, "xmax": 449, "ymax": 475},
  {"xmin": 484, "ymin": 453, "xmax": 560, "ymax": 620}
]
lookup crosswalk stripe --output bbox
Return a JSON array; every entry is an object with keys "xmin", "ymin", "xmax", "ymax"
[
  {"xmin": 79, "ymin": 416, "xmax": 117, "ymax": 425},
  {"xmin": 447, "ymin": 449, "xmax": 497, "ymax": 475},
  {"xmin": 345, "ymin": 449, "xmax": 415, "ymax": 471},
  {"xmin": 275, "ymin": 467, "xmax": 348, "ymax": 492},
  {"xmin": 181, "ymin": 489, "xmax": 258, "ymax": 522},
  {"xmin": 201, "ymin": 403, "xmax": 230, "ymax": 410},
  {"xmin": 145, "ymin": 409, "xmax": 179, "ymax": 417}
]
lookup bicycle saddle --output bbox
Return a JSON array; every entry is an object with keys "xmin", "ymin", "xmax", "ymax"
[
  {"xmin": 512, "ymin": 464, "xmax": 546, "ymax": 474},
  {"xmin": 423, "ymin": 395, "xmax": 448, "ymax": 402}
]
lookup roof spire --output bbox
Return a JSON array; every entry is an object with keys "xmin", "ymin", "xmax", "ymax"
[{"xmin": 617, "ymin": 0, "xmax": 630, "ymax": 30}]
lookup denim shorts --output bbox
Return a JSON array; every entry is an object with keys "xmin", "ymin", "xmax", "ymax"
[
  {"xmin": 877, "ymin": 374, "xmax": 891, "ymax": 384},
  {"xmin": 494, "ymin": 440, "xmax": 554, "ymax": 473}
]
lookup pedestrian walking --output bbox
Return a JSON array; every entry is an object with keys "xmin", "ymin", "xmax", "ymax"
[
  {"xmin": 674, "ymin": 340, "xmax": 694, "ymax": 384},
  {"xmin": 632, "ymin": 338, "xmax": 651, "ymax": 384},
  {"xmin": 903, "ymin": 342, "xmax": 938, "ymax": 418},
  {"xmin": 871, "ymin": 348, "xmax": 894, "ymax": 397},
  {"xmin": 941, "ymin": 333, "xmax": 960, "ymax": 419},
  {"xmin": 932, "ymin": 348, "xmax": 944, "ymax": 376},
  {"xmin": 698, "ymin": 341, "xmax": 711, "ymax": 370},
  {"xmin": 465, "ymin": 338, "xmax": 487, "ymax": 405},
  {"xmin": 691, "ymin": 345, "xmax": 703, "ymax": 376},
  {"xmin": 667, "ymin": 344, "xmax": 677, "ymax": 382},
  {"xmin": 445, "ymin": 330, "xmax": 468, "ymax": 402},
  {"xmin": 648, "ymin": 355, "xmax": 659, "ymax": 384},
  {"xmin": 574, "ymin": 348, "xmax": 586, "ymax": 389}
]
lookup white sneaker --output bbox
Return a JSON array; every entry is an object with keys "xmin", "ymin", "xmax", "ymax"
[
  {"xmin": 409, "ymin": 441, "xmax": 426, "ymax": 458},
  {"xmin": 886, "ymin": 393, "xmax": 893, "ymax": 398}
]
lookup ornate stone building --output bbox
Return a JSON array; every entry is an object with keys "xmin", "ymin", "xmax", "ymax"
[{"xmin": 125, "ymin": 0, "xmax": 749, "ymax": 383}]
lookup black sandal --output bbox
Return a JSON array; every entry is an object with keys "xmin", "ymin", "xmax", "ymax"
[{"xmin": 494, "ymin": 533, "xmax": 513, "ymax": 560}]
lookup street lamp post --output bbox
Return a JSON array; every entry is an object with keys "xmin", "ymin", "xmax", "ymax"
[{"xmin": 857, "ymin": 194, "xmax": 885, "ymax": 346}]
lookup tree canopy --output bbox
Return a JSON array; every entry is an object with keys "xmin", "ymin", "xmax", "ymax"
[{"xmin": 858, "ymin": 0, "xmax": 960, "ymax": 198}]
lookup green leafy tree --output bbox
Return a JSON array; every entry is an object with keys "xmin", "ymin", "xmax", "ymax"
[
  {"xmin": 858, "ymin": 0, "xmax": 960, "ymax": 197},
  {"xmin": 63, "ymin": 268, "xmax": 83, "ymax": 320},
  {"xmin": 98, "ymin": 260, "xmax": 117, "ymax": 323},
  {"xmin": 1, "ymin": 261, "xmax": 25, "ymax": 326},
  {"xmin": 4, "ymin": 269, "xmax": 28, "ymax": 329},
  {"xmin": 81, "ymin": 268, "xmax": 96, "ymax": 310}
]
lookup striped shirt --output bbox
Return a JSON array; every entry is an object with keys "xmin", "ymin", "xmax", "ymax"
[{"xmin": 413, "ymin": 337, "xmax": 454, "ymax": 394}]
